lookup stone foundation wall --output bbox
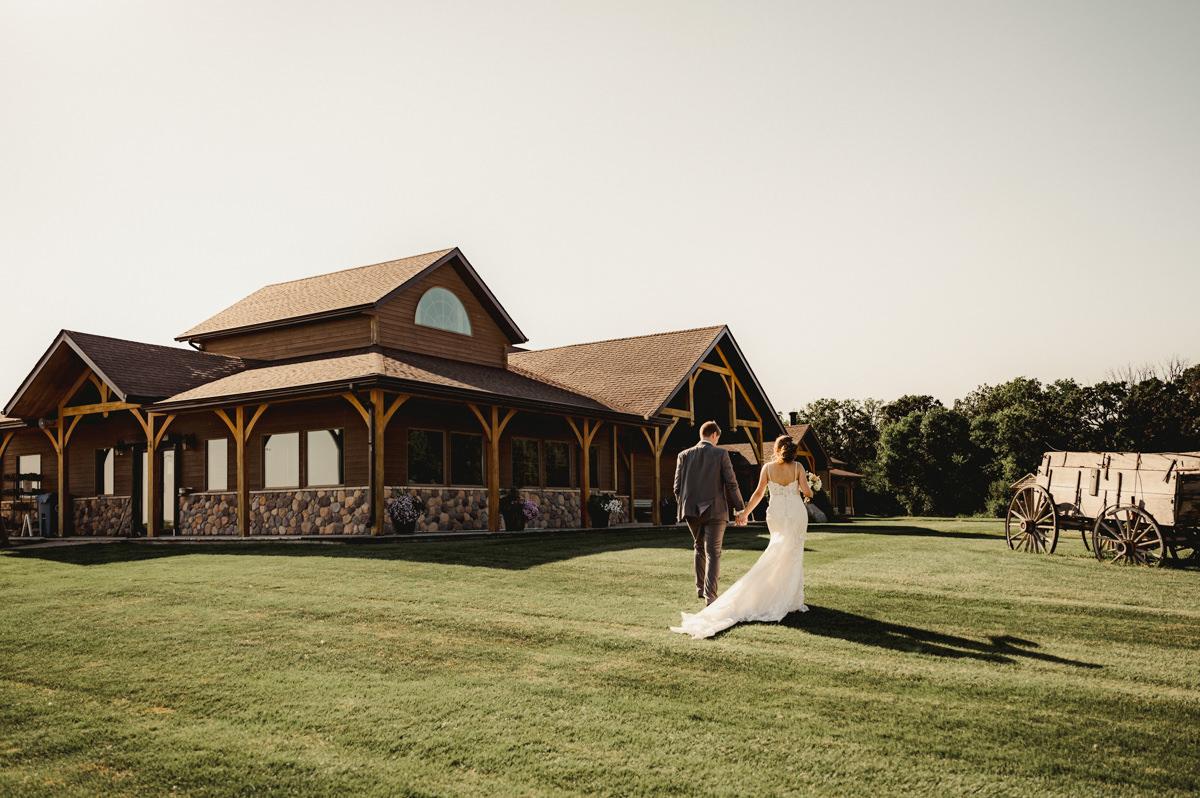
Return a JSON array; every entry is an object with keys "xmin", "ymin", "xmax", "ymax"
[
  {"xmin": 602, "ymin": 496, "xmax": 631, "ymax": 525},
  {"xmin": 518, "ymin": 489, "xmax": 581, "ymax": 529},
  {"xmin": 178, "ymin": 493, "xmax": 238, "ymax": 536},
  {"xmin": 248, "ymin": 488, "xmax": 370, "ymax": 535},
  {"xmin": 72, "ymin": 497, "xmax": 133, "ymax": 536},
  {"xmin": 385, "ymin": 487, "xmax": 489, "ymax": 533}
]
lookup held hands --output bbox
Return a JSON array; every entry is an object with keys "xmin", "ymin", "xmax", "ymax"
[{"xmin": 734, "ymin": 511, "xmax": 749, "ymax": 526}]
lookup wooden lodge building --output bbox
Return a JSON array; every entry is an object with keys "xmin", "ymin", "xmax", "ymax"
[{"xmin": 0, "ymin": 247, "xmax": 788, "ymax": 538}]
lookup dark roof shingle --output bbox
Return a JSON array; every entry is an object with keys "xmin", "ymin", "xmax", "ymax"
[
  {"xmin": 179, "ymin": 249, "xmax": 453, "ymax": 339},
  {"xmin": 66, "ymin": 331, "xmax": 246, "ymax": 400},
  {"xmin": 509, "ymin": 326, "xmax": 725, "ymax": 418},
  {"xmin": 156, "ymin": 348, "xmax": 620, "ymax": 416}
]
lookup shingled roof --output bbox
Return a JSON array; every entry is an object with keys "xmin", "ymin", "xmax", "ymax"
[
  {"xmin": 509, "ymin": 326, "xmax": 726, "ymax": 418},
  {"xmin": 178, "ymin": 247, "xmax": 527, "ymax": 343},
  {"xmin": 3, "ymin": 330, "xmax": 246, "ymax": 419},
  {"xmin": 154, "ymin": 348, "xmax": 634, "ymax": 419}
]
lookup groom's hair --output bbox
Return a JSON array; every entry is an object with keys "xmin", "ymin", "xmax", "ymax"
[{"xmin": 699, "ymin": 420, "xmax": 721, "ymax": 439}]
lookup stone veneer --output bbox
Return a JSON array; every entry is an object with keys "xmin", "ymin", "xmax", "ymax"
[
  {"xmin": 518, "ymin": 489, "xmax": 581, "ymax": 529},
  {"xmin": 178, "ymin": 492, "xmax": 238, "ymax": 536},
  {"xmin": 65, "ymin": 487, "xmax": 635, "ymax": 537},
  {"xmin": 72, "ymin": 496, "xmax": 133, "ymax": 536},
  {"xmin": 384, "ymin": 488, "xmax": 630, "ymax": 532},
  {"xmin": 386, "ymin": 487, "xmax": 489, "ymax": 533},
  {"xmin": 247, "ymin": 488, "xmax": 370, "ymax": 535}
]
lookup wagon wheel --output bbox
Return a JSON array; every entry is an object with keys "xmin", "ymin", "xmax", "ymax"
[
  {"xmin": 1005, "ymin": 485, "xmax": 1059, "ymax": 554},
  {"xmin": 1092, "ymin": 506, "xmax": 1165, "ymax": 567}
]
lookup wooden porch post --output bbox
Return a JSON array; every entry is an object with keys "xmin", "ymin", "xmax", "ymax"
[
  {"xmin": 344, "ymin": 391, "xmax": 409, "ymax": 535},
  {"xmin": 469, "ymin": 404, "xmax": 516, "ymax": 532},
  {"xmin": 128, "ymin": 410, "xmax": 176, "ymax": 538},
  {"xmin": 565, "ymin": 418, "xmax": 603, "ymax": 529},
  {"xmin": 215, "ymin": 404, "xmax": 268, "ymax": 537},
  {"xmin": 640, "ymin": 419, "xmax": 679, "ymax": 527},
  {"xmin": 41, "ymin": 418, "xmax": 79, "ymax": 537}
]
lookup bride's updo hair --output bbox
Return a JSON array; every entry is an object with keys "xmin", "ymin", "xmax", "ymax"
[{"xmin": 773, "ymin": 435, "xmax": 798, "ymax": 463}]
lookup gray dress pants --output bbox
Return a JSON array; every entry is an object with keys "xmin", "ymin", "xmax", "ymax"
[{"xmin": 685, "ymin": 516, "xmax": 727, "ymax": 603}]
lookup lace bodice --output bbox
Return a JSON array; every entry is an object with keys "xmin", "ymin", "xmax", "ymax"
[{"xmin": 768, "ymin": 479, "xmax": 804, "ymax": 496}]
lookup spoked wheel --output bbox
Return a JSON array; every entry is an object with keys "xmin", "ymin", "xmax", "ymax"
[
  {"xmin": 1092, "ymin": 506, "xmax": 1166, "ymax": 567},
  {"xmin": 1006, "ymin": 485, "xmax": 1059, "ymax": 554},
  {"xmin": 1079, "ymin": 528, "xmax": 1092, "ymax": 553}
]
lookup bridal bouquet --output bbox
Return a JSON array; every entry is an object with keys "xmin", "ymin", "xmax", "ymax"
[{"xmin": 805, "ymin": 472, "xmax": 822, "ymax": 500}]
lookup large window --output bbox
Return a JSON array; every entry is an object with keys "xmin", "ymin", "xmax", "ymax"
[
  {"xmin": 95, "ymin": 448, "xmax": 115, "ymax": 495},
  {"xmin": 408, "ymin": 429, "xmax": 445, "ymax": 484},
  {"xmin": 512, "ymin": 438, "xmax": 540, "ymax": 488},
  {"xmin": 206, "ymin": 439, "xmax": 228, "ymax": 492},
  {"xmin": 414, "ymin": 287, "xmax": 472, "ymax": 335},
  {"xmin": 306, "ymin": 429, "xmax": 344, "ymax": 486},
  {"xmin": 449, "ymin": 432, "xmax": 484, "ymax": 485},
  {"xmin": 545, "ymin": 441, "xmax": 570, "ymax": 488},
  {"xmin": 263, "ymin": 432, "xmax": 300, "ymax": 488},
  {"xmin": 18, "ymin": 454, "xmax": 41, "ymax": 493}
]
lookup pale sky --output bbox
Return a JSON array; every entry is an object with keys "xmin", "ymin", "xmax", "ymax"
[{"xmin": 2, "ymin": 1, "xmax": 1197, "ymax": 411}]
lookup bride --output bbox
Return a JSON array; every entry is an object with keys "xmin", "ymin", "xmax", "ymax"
[{"xmin": 670, "ymin": 434, "xmax": 812, "ymax": 639}]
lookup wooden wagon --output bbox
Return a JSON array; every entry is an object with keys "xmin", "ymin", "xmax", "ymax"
[{"xmin": 1006, "ymin": 451, "xmax": 1200, "ymax": 566}]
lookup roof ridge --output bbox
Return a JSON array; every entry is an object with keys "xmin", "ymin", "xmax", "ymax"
[
  {"xmin": 258, "ymin": 247, "xmax": 456, "ymax": 290},
  {"xmin": 517, "ymin": 324, "xmax": 725, "ymax": 355}
]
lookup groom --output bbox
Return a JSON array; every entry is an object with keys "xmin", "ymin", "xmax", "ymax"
[{"xmin": 673, "ymin": 420, "xmax": 746, "ymax": 605}]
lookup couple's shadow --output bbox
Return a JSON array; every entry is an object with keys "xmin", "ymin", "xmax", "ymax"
[{"xmin": 716, "ymin": 604, "xmax": 1101, "ymax": 668}]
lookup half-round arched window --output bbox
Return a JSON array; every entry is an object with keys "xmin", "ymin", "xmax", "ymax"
[{"xmin": 414, "ymin": 287, "xmax": 472, "ymax": 335}]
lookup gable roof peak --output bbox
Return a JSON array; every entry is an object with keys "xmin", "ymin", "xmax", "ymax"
[{"xmin": 176, "ymin": 246, "xmax": 527, "ymax": 345}]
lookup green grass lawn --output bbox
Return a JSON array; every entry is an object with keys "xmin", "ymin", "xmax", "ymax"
[{"xmin": 1, "ymin": 520, "xmax": 1197, "ymax": 797}]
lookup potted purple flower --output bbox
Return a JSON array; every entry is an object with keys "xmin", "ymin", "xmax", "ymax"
[
  {"xmin": 386, "ymin": 494, "xmax": 424, "ymax": 534},
  {"xmin": 499, "ymin": 488, "xmax": 539, "ymax": 532}
]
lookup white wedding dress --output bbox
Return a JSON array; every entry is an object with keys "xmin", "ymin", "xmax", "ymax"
[{"xmin": 670, "ymin": 476, "xmax": 809, "ymax": 639}]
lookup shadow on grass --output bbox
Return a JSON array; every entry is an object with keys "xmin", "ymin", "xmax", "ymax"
[
  {"xmin": 818, "ymin": 524, "xmax": 1000, "ymax": 541},
  {"xmin": 763, "ymin": 605, "xmax": 1101, "ymax": 668},
  {"xmin": 2, "ymin": 527, "xmax": 791, "ymax": 570},
  {"xmin": 2, "ymin": 520, "xmax": 1002, "ymax": 570}
]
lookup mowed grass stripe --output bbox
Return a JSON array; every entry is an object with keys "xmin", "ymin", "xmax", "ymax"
[{"xmin": 2, "ymin": 519, "xmax": 1197, "ymax": 797}]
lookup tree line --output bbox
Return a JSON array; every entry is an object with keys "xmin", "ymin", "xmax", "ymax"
[{"xmin": 792, "ymin": 362, "xmax": 1200, "ymax": 517}]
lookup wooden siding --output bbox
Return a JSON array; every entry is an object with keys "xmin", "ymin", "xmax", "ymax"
[
  {"xmin": 375, "ymin": 264, "xmax": 509, "ymax": 367},
  {"xmin": 1, "ymin": 428, "xmax": 57, "ymax": 494},
  {"xmin": 66, "ymin": 413, "xmax": 143, "ymax": 498},
  {"xmin": 200, "ymin": 315, "xmax": 373, "ymax": 361}
]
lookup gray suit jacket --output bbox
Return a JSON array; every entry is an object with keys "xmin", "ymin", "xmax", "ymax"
[{"xmin": 673, "ymin": 441, "xmax": 745, "ymax": 523}]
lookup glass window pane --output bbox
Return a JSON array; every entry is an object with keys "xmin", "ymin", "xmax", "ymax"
[
  {"xmin": 449, "ymin": 432, "xmax": 484, "ymax": 485},
  {"xmin": 414, "ymin": 287, "xmax": 473, "ymax": 335},
  {"xmin": 306, "ymin": 429, "xmax": 344, "ymax": 486},
  {"xmin": 588, "ymin": 446, "xmax": 600, "ymax": 489},
  {"xmin": 263, "ymin": 432, "xmax": 300, "ymax": 488},
  {"xmin": 206, "ymin": 439, "xmax": 228, "ymax": 492},
  {"xmin": 407, "ymin": 430, "xmax": 444, "ymax": 484},
  {"xmin": 18, "ymin": 454, "xmax": 41, "ymax": 493},
  {"xmin": 544, "ymin": 441, "xmax": 569, "ymax": 487},
  {"xmin": 96, "ymin": 449, "xmax": 115, "ymax": 495},
  {"xmin": 513, "ymin": 439, "xmax": 542, "ymax": 488}
]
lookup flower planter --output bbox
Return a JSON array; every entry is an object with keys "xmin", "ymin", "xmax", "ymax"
[
  {"xmin": 502, "ymin": 509, "xmax": 526, "ymax": 532},
  {"xmin": 588, "ymin": 507, "xmax": 611, "ymax": 528},
  {"xmin": 394, "ymin": 519, "xmax": 417, "ymax": 534}
]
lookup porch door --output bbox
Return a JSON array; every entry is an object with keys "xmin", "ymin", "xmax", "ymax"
[{"xmin": 139, "ymin": 448, "xmax": 178, "ymax": 534}]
